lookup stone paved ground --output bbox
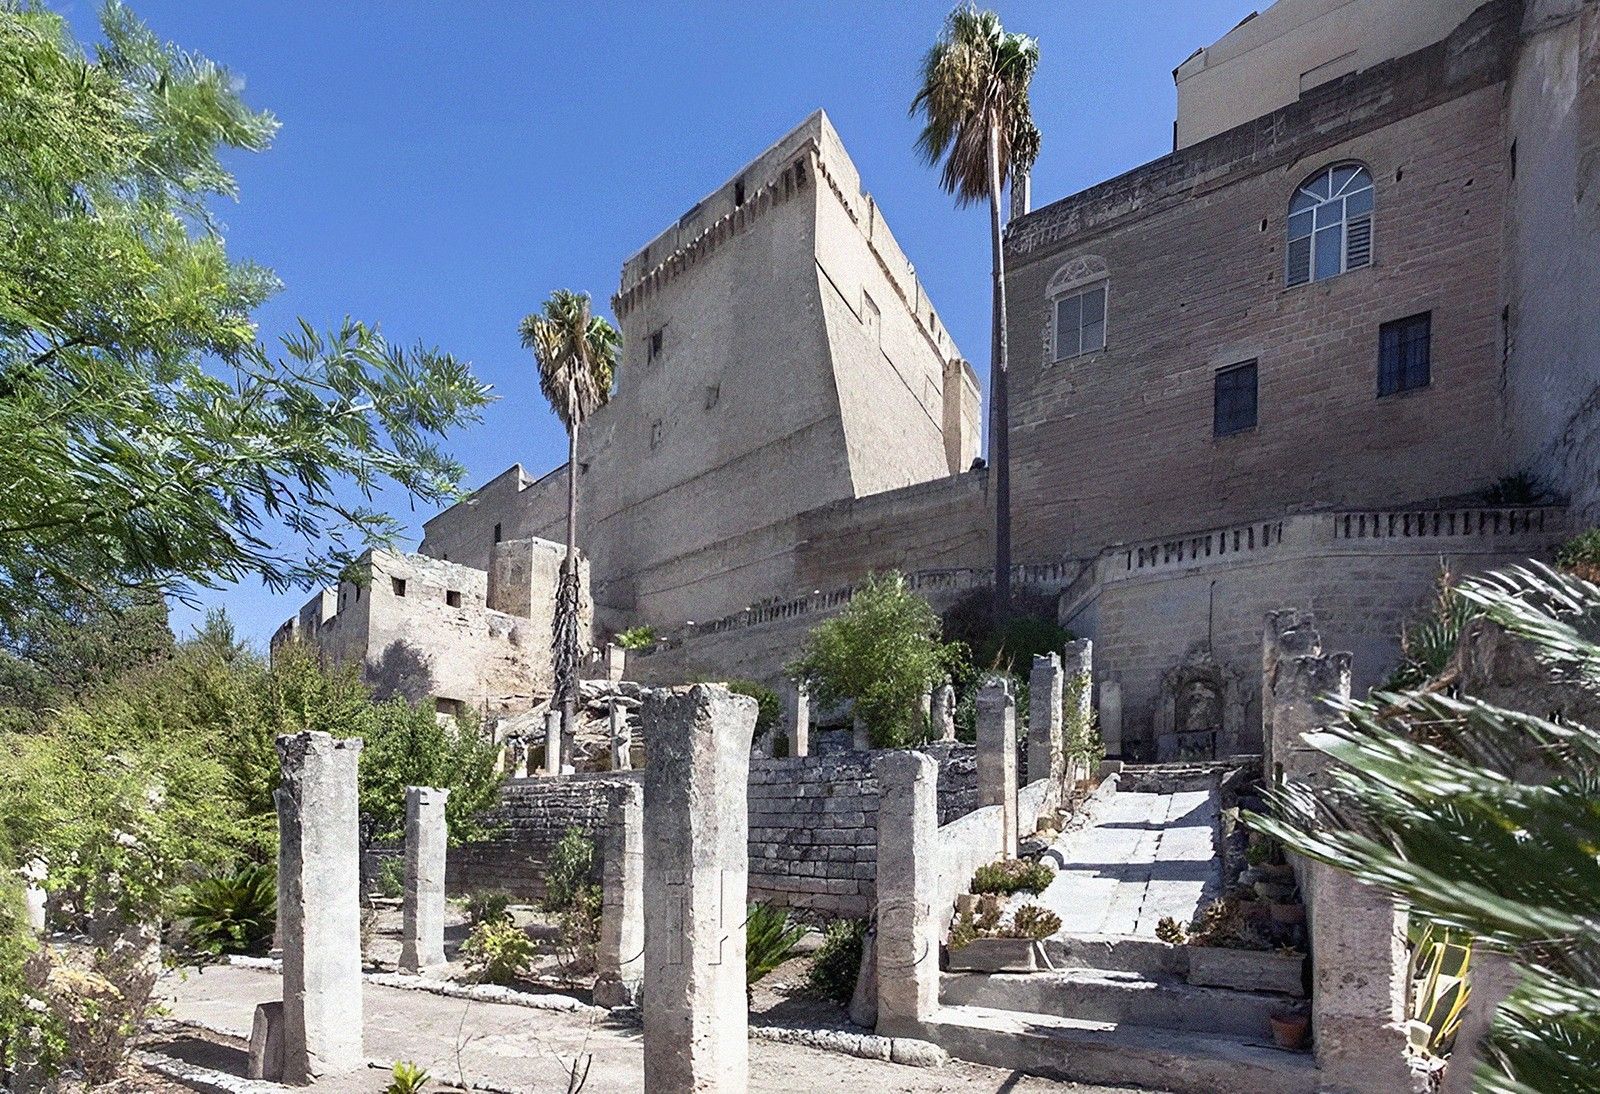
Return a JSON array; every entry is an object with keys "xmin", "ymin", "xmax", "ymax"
[
  {"xmin": 156, "ymin": 963, "xmax": 1161, "ymax": 1093},
  {"xmin": 1038, "ymin": 789, "xmax": 1221, "ymax": 938}
]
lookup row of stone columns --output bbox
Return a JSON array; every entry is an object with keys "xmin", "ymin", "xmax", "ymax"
[{"xmin": 773, "ymin": 676, "xmax": 962, "ymax": 758}]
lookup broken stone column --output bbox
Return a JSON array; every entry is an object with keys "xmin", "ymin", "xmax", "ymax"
[
  {"xmin": 976, "ymin": 678, "xmax": 1018, "ymax": 859},
  {"xmin": 274, "ymin": 731, "xmax": 364, "ymax": 1083},
  {"xmin": 1062, "ymin": 639, "xmax": 1093, "ymax": 779},
  {"xmin": 609, "ymin": 697, "xmax": 632, "ymax": 770},
  {"xmin": 594, "ymin": 781, "xmax": 645, "ymax": 1008},
  {"xmin": 641, "ymin": 684, "xmax": 757, "ymax": 1092},
  {"xmin": 782, "ymin": 677, "xmax": 810, "ymax": 757},
  {"xmin": 1308, "ymin": 860, "xmax": 1410, "ymax": 1092},
  {"xmin": 604, "ymin": 642, "xmax": 626, "ymax": 682},
  {"xmin": 543, "ymin": 708, "xmax": 562, "ymax": 776},
  {"xmin": 21, "ymin": 858, "xmax": 46, "ymax": 933},
  {"xmin": 1269, "ymin": 650, "xmax": 1350, "ymax": 784},
  {"xmin": 852, "ymin": 713, "xmax": 870, "ymax": 751},
  {"xmin": 933, "ymin": 682, "xmax": 956, "ymax": 742},
  {"xmin": 1027, "ymin": 653, "xmax": 1063, "ymax": 786},
  {"xmin": 874, "ymin": 750, "xmax": 940, "ymax": 1038},
  {"xmin": 511, "ymin": 738, "xmax": 528, "ymax": 780},
  {"xmin": 1263, "ymin": 609, "xmax": 1322, "ymax": 776},
  {"xmin": 1098, "ymin": 678, "xmax": 1123, "ymax": 757},
  {"xmin": 399, "ymin": 786, "xmax": 449, "ymax": 974}
]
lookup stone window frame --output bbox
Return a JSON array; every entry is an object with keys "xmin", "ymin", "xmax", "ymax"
[
  {"xmin": 1286, "ymin": 162, "xmax": 1375, "ymax": 288},
  {"xmin": 1377, "ymin": 311, "xmax": 1431, "ymax": 398},
  {"xmin": 1045, "ymin": 255, "xmax": 1110, "ymax": 363},
  {"xmin": 1213, "ymin": 360, "xmax": 1259, "ymax": 437}
]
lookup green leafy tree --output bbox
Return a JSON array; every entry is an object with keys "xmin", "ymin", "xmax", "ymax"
[
  {"xmin": 517, "ymin": 290, "xmax": 618, "ymax": 743},
  {"xmin": 911, "ymin": 4, "xmax": 1040, "ymax": 622},
  {"xmin": 0, "ymin": 3, "xmax": 492, "ymax": 625},
  {"xmin": 356, "ymin": 697, "xmax": 504, "ymax": 846},
  {"xmin": 1249, "ymin": 563, "xmax": 1600, "ymax": 1091},
  {"xmin": 789, "ymin": 572, "xmax": 961, "ymax": 748}
]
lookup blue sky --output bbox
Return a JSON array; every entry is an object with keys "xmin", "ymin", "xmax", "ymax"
[{"xmin": 59, "ymin": 1, "xmax": 1257, "ymax": 645}]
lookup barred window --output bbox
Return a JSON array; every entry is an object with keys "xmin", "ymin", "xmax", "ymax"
[
  {"xmin": 1213, "ymin": 361, "xmax": 1258, "ymax": 436},
  {"xmin": 1378, "ymin": 312, "xmax": 1431, "ymax": 397},
  {"xmin": 1287, "ymin": 164, "xmax": 1374, "ymax": 287}
]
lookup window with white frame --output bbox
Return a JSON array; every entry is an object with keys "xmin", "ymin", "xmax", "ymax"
[
  {"xmin": 1053, "ymin": 282, "xmax": 1107, "ymax": 360},
  {"xmin": 1287, "ymin": 163, "xmax": 1374, "ymax": 286}
]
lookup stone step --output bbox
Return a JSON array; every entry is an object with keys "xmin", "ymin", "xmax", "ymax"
[
  {"xmin": 922, "ymin": 1003, "xmax": 1319, "ymax": 1094},
  {"xmin": 940, "ymin": 968, "xmax": 1285, "ymax": 1039},
  {"xmin": 1039, "ymin": 933, "xmax": 1189, "ymax": 978}
]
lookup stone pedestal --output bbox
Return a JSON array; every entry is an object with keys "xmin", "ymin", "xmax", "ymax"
[
  {"xmin": 609, "ymin": 698, "xmax": 632, "ymax": 771},
  {"xmin": 874, "ymin": 751, "xmax": 940, "ymax": 1038},
  {"xmin": 1308, "ymin": 861, "xmax": 1411, "ymax": 1093},
  {"xmin": 1269, "ymin": 651, "xmax": 1351, "ymax": 783},
  {"xmin": 543, "ymin": 708, "xmax": 562, "ymax": 777},
  {"xmin": 1262, "ymin": 609, "xmax": 1322, "ymax": 777},
  {"xmin": 274, "ymin": 731, "xmax": 364, "ymax": 1083},
  {"xmin": 641, "ymin": 685, "xmax": 756, "ymax": 1093},
  {"xmin": 1027, "ymin": 653, "xmax": 1063, "ymax": 786},
  {"xmin": 246, "ymin": 1000, "xmax": 285, "ymax": 1081},
  {"xmin": 595, "ymin": 781, "xmax": 645, "ymax": 1007},
  {"xmin": 399, "ymin": 786, "xmax": 449, "ymax": 973},
  {"xmin": 1098, "ymin": 678, "xmax": 1122, "ymax": 757},
  {"xmin": 976, "ymin": 679, "xmax": 1018, "ymax": 859},
  {"xmin": 604, "ymin": 642, "xmax": 626, "ymax": 682},
  {"xmin": 782, "ymin": 678, "xmax": 810, "ymax": 757},
  {"xmin": 933, "ymin": 682, "xmax": 956, "ymax": 742}
]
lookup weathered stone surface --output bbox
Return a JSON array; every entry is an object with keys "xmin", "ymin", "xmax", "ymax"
[
  {"xmin": 874, "ymin": 751, "xmax": 940, "ymax": 1038},
  {"xmin": 1308, "ymin": 861, "xmax": 1410, "ymax": 1092},
  {"xmin": 847, "ymin": 927, "xmax": 877, "ymax": 1028},
  {"xmin": 594, "ymin": 782, "xmax": 644, "ymax": 1008},
  {"xmin": 608, "ymin": 697, "xmax": 631, "ymax": 771},
  {"xmin": 21, "ymin": 858, "xmax": 45, "ymax": 933},
  {"xmin": 399, "ymin": 786, "xmax": 449, "ymax": 973},
  {"xmin": 1027, "ymin": 653, "xmax": 1063, "ymax": 787},
  {"xmin": 1439, "ymin": 948, "xmax": 1519, "ymax": 1094},
  {"xmin": 274, "ymin": 731, "xmax": 364, "ymax": 1083},
  {"xmin": 543, "ymin": 708, "xmax": 561, "ymax": 777},
  {"xmin": 852, "ymin": 713, "xmax": 870, "ymax": 751},
  {"xmin": 1268, "ymin": 650, "xmax": 1350, "ymax": 784},
  {"xmin": 1185, "ymin": 946, "xmax": 1305, "ymax": 997},
  {"xmin": 246, "ymin": 1001, "xmax": 284, "ymax": 1081},
  {"xmin": 976, "ymin": 680, "xmax": 1018, "ymax": 858},
  {"xmin": 946, "ymin": 938, "xmax": 1043, "ymax": 974},
  {"xmin": 934, "ymin": 683, "xmax": 956, "ymax": 742},
  {"xmin": 782, "ymin": 678, "xmax": 810, "ymax": 757},
  {"xmin": 1098, "ymin": 678, "xmax": 1122, "ymax": 757},
  {"xmin": 641, "ymin": 684, "xmax": 756, "ymax": 1092}
]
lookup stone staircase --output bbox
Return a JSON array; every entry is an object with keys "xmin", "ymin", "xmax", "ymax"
[{"xmin": 923, "ymin": 763, "xmax": 1318, "ymax": 1093}]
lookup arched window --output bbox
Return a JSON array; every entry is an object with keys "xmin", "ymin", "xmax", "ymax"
[
  {"xmin": 1047, "ymin": 255, "xmax": 1108, "ymax": 361},
  {"xmin": 1287, "ymin": 164, "xmax": 1373, "ymax": 287}
]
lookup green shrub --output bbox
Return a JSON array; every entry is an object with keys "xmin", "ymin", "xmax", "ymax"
[
  {"xmin": 1384, "ymin": 565, "xmax": 1480, "ymax": 690},
  {"xmin": 745, "ymin": 903, "xmax": 804, "ymax": 989},
  {"xmin": 1155, "ymin": 916, "xmax": 1187, "ymax": 945},
  {"xmin": 970, "ymin": 858, "xmax": 1055, "ymax": 896},
  {"xmin": 375, "ymin": 856, "xmax": 405, "ymax": 900},
  {"xmin": 727, "ymin": 680, "xmax": 780, "ymax": 735},
  {"xmin": 614, "ymin": 626, "xmax": 657, "ymax": 650},
  {"xmin": 1557, "ymin": 527, "xmax": 1600, "ymax": 584},
  {"xmin": 543, "ymin": 827, "xmax": 595, "ymax": 914},
  {"xmin": 460, "ymin": 918, "xmax": 535, "ymax": 985},
  {"xmin": 805, "ymin": 918, "xmax": 866, "ymax": 1005},
  {"xmin": 466, "ymin": 890, "xmax": 512, "ymax": 927},
  {"xmin": 179, "ymin": 864, "xmax": 277, "ymax": 957},
  {"xmin": 385, "ymin": 1061, "xmax": 430, "ymax": 1094},
  {"xmin": 1008, "ymin": 904, "xmax": 1062, "ymax": 940}
]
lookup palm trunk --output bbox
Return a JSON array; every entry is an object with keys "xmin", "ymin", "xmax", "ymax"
[
  {"xmin": 562, "ymin": 381, "xmax": 579, "ymax": 753},
  {"xmin": 987, "ymin": 119, "xmax": 1012, "ymax": 625}
]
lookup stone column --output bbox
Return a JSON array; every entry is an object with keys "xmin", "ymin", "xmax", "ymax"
[
  {"xmin": 1308, "ymin": 860, "xmax": 1410, "ymax": 1092},
  {"xmin": 594, "ymin": 781, "xmax": 645, "ymax": 1007},
  {"xmin": 511, "ymin": 738, "xmax": 528, "ymax": 780},
  {"xmin": 933, "ymin": 682, "xmax": 956, "ymax": 741},
  {"xmin": 605, "ymin": 642, "xmax": 626, "ymax": 682},
  {"xmin": 1062, "ymin": 639, "xmax": 1093, "ymax": 770},
  {"xmin": 274, "ymin": 731, "xmax": 364, "ymax": 1083},
  {"xmin": 1269, "ymin": 651, "xmax": 1350, "ymax": 784},
  {"xmin": 1099, "ymin": 678, "xmax": 1123, "ymax": 757},
  {"xmin": 1027, "ymin": 653, "xmax": 1063, "ymax": 786},
  {"xmin": 852, "ymin": 713, "xmax": 871, "ymax": 751},
  {"xmin": 641, "ymin": 684, "xmax": 757, "ymax": 1093},
  {"xmin": 1263, "ymin": 609, "xmax": 1321, "ymax": 777},
  {"xmin": 22, "ymin": 858, "xmax": 46, "ymax": 933},
  {"xmin": 543, "ymin": 708, "xmax": 562, "ymax": 776},
  {"xmin": 609, "ymin": 698, "xmax": 632, "ymax": 771},
  {"xmin": 976, "ymin": 679, "xmax": 1018, "ymax": 859},
  {"xmin": 874, "ymin": 751, "xmax": 940, "ymax": 1038},
  {"xmin": 782, "ymin": 678, "xmax": 810, "ymax": 757},
  {"xmin": 399, "ymin": 786, "xmax": 449, "ymax": 974}
]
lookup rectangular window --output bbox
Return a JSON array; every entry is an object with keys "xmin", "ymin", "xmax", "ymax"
[
  {"xmin": 391, "ymin": 577, "xmax": 407, "ymax": 598},
  {"xmin": 648, "ymin": 327, "xmax": 664, "ymax": 363},
  {"xmin": 1053, "ymin": 283, "xmax": 1107, "ymax": 360},
  {"xmin": 1378, "ymin": 312, "xmax": 1431, "ymax": 396},
  {"xmin": 1213, "ymin": 361, "xmax": 1258, "ymax": 436},
  {"xmin": 446, "ymin": 590, "xmax": 462, "ymax": 608},
  {"xmin": 493, "ymin": 522, "xmax": 502, "ymax": 544}
]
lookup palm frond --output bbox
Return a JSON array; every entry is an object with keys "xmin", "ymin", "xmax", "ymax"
[{"xmin": 517, "ymin": 290, "xmax": 618, "ymax": 431}]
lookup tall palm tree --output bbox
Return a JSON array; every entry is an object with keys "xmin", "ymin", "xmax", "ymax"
[
  {"xmin": 518, "ymin": 290, "xmax": 618, "ymax": 744},
  {"xmin": 911, "ymin": 3, "xmax": 1040, "ymax": 624}
]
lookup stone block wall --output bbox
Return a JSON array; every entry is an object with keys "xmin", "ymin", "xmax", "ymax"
[{"xmin": 449, "ymin": 744, "xmax": 978, "ymax": 917}]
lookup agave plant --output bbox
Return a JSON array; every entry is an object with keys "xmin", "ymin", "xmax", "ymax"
[
  {"xmin": 1248, "ymin": 562, "xmax": 1600, "ymax": 1091},
  {"xmin": 179, "ymin": 863, "xmax": 276, "ymax": 957}
]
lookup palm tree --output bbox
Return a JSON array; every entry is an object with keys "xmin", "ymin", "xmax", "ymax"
[
  {"xmin": 911, "ymin": 3, "xmax": 1040, "ymax": 624},
  {"xmin": 518, "ymin": 290, "xmax": 618, "ymax": 744}
]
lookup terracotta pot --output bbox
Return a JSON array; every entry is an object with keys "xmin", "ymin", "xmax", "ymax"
[
  {"xmin": 1270, "ymin": 1013, "xmax": 1310, "ymax": 1050},
  {"xmin": 1270, "ymin": 902, "xmax": 1306, "ymax": 925}
]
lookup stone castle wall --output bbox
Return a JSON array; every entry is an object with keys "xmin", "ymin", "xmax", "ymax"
[{"xmin": 447, "ymin": 743, "xmax": 979, "ymax": 917}]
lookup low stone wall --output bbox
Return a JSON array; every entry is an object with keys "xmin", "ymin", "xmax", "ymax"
[{"xmin": 450, "ymin": 743, "xmax": 978, "ymax": 917}]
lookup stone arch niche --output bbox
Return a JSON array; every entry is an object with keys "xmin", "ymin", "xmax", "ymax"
[{"xmin": 1154, "ymin": 643, "xmax": 1250, "ymax": 761}]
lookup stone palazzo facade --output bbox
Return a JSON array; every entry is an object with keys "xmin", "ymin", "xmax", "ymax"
[{"xmin": 279, "ymin": 0, "xmax": 1599, "ymax": 760}]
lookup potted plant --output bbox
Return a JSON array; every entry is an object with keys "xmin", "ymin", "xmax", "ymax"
[{"xmin": 1269, "ymin": 1008, "xmax": 1310, "ymax": 1050}]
